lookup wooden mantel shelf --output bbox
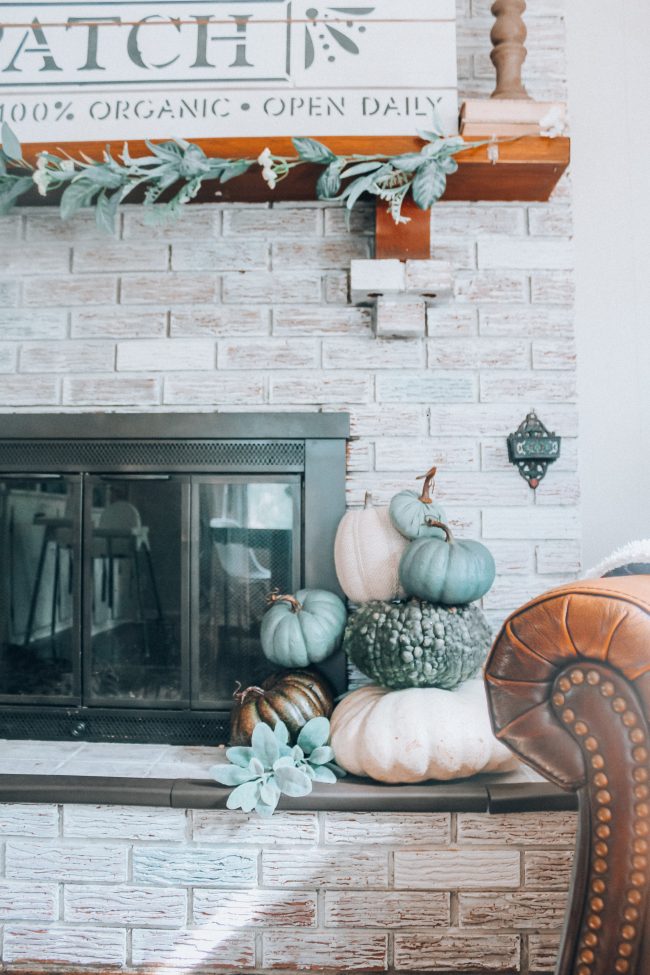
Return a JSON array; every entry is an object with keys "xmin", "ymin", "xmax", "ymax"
[
  {"xmin": 20, "ymin": 133, "xmax": 569, "ymax": 206},
  {"xmin": 19, "ymin": 134, "xmax": 569, "ymax": 258}
]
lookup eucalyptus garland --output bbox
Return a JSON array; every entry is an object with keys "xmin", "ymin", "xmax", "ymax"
[{"xmin": 0, "ymin": 118, "xmax": 484, "ymax": 234}]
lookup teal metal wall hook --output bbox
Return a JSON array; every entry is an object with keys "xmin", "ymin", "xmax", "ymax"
[{"xmin": 507, "ymin": 410, "xmax": 561, "ymax": 489}]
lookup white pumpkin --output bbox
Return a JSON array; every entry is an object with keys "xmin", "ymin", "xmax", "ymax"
[
  {"xmin": 334, "ymin": 493, "xmax": 408, "ymax": 603},
  {"xmin": 330, "ymin": 679, "xmax": 517, "ymax": 783}
]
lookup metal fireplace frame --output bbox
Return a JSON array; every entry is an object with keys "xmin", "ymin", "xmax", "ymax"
[{"xmin": 0, "ymin": 412, "xmax": 349, "ymax": 745}]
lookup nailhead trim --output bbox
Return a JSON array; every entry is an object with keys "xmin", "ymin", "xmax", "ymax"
[{"xmin": 551, "ymin": 664, "xmax": 650, "ymax": 975}]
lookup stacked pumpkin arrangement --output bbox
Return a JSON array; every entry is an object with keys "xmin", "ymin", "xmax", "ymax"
[
  {"xmin": 331, "ymin": 467, "xmax": 515, "ymax": 783},
  {"xmin": 224, "ymin": 465, "xmax": 515, "ymax": 800}
]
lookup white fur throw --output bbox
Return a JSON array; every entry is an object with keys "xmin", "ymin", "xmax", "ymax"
[{"xmin": 585, "ymin": 539, "xmax": 650, "ymax": 579}]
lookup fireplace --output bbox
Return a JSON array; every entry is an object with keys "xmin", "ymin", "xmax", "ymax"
[{"xmin": 0, "ymin": 412, "xmax": 348, "ymax": 745}]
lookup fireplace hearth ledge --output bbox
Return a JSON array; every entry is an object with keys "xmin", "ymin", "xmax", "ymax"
[{"xmin": 0, "ymin": 741, "xmax": 575, "ymax": 813}]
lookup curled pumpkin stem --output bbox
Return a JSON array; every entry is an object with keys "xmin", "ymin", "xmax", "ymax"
[
  {"xmin": 425, "ymin": 519, "xmax": 455, "ymax": 544},
  {"xmin": 233, "ymin": 682, "xmax": 266, "ymax": 705},
  {"xmin": 416, "ymin": 466, "xmax": 438, "ymax": 504},
  {"xmin": 268, "ymin": 589, "xmax": 303, "ymax": 613}
]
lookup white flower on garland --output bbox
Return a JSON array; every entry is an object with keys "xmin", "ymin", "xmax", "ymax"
[
  {"xmin": 33, "ymin": 155, "xmax": 74, "ymax": 196},
  {"xmin": 257, "ymin": 146, "xmax": 278, "ymax": 189}
]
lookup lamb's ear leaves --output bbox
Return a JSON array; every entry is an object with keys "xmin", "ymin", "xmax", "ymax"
[
  {"xmin": 297, "ymin": 717, "xmax": 330, "ymax": 753},
  {"xmin": 273, "ymin": 721, "xmax": 289, "ymax": 745},
  {"xmin": 210, "ymin": 764, "xmax": 257, "ymax": 787},
  {"xmin": 227, "ymin": 779, "xmax": 261, "ymax": 813},
  {"xmin": 312, "ymin": 765, "xmax": 337, "ymax": 784},
  {"xmin": 251, "ymin": 722, "xmax": 280, "ymax": 768},
  {"xmin": 1, "ymin": 123, "xmax": 22, "ymax": 162},
  {"xmin": 226, "ymin": 746, "xmax": 254, "ymax": 768},
  {"xmin": 274, "ymin": 765, "xmax": 312, "ymax": 797},
  {"xmin": 308, "ymin": 745, "xmax": 334, "ymax": 766},
  {"xmin": 260, "ymin": 777, "xmax": 281, "ymax": 807}
]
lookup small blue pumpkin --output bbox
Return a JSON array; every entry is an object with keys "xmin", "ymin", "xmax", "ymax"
[
  {"xmin": 399, "ymin": 521, "xmax": 496, "ymax": 606},
  {"xmin": 261, "ymin": 589, "xmax": 347, "ymax": 668},
  {"xmin": 389, "ymin": 466, "xmax": 448, "ymax": 540}
]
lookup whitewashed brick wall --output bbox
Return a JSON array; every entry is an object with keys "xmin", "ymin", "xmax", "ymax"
[
  {"xmin": 0, "ymin": 0, "xmax": 575, "ymax": 628},
  {"xmin": 0, "ymin": 803, "xmax": 577, "ymax": 973}
]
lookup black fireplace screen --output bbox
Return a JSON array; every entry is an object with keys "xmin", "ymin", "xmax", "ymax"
[{"xmin": 0, "ymin": 414, "xmax": 348, "ymax": 744}]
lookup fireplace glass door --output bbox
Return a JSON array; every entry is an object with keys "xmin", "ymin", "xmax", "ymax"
[
  {"xmin": 0, "ymin": 473, "xmax": 301, "ymax": 716},
  {"xmin": 194, "ymin": 477, "xmax": 301, "ymax": 707},
  {"xmin": 0, "ymin": 475, "xmax": 81, "ymax": 704}
]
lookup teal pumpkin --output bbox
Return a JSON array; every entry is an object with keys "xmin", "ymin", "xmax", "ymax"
[
  {"xmin": 261, "ymin": 589, "xmax": 347, "ymax": 668},
  {"xmin": 399, "ymin": 521, "xmax": 496, "ymax": 606},
  {"xmin": 389, "ymin": 466, "xmax": 448, "ymax": 540}
]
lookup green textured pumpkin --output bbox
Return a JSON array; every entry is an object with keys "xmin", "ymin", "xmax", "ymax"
[
  {"xmin": 389, "ymin": 466, "xmax": 448, "ymax": 540},
  {"xmin": 399, "ymin": 521, "xmax": 496, "ymax": 606},
  {"xmin": 261, "ymin": 589, "xmax": 347, "ymax": 668},
  {"xmin": 343, "ymin": 598, "xmax": 491, "ymax": 690}
]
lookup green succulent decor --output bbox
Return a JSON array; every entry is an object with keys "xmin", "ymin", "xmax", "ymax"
[
  {"xmin": 211, "ymin": 716, "xmax": 345, "ymax": 818},
  {"xmin": 0, "ymin": 117, "xmax": 485, "ymax": 233}
]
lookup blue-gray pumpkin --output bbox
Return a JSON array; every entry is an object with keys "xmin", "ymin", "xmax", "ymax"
[
  {"xmin": 261, "ymin": 589, "xmax": 347, "ymax": 668},
  {"xmin": 389, "ymin": 466, "xmax": 448, "ymax": 540},
  {"xmin": 399, "ymin": 521, "xmax": 496, "ymax": 605}
]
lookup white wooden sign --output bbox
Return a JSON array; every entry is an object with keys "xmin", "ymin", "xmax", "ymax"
[{"xmin": 0, "ymin": 0, "xmax": 458, "ymax": 143}]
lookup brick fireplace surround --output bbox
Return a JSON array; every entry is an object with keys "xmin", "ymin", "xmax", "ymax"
[{"xmin": 0, "ymin": 0, "xmax": 576, "ymax": 971}]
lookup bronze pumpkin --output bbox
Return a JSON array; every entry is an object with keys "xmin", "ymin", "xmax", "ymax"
[{"xmin": 229, "ymin": 669, "xmax": 334, "ymax": 746}]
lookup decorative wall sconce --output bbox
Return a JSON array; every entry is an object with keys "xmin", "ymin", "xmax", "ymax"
[{"xmin": 507, "ymin": 411, "xmax": 561, "ymax": 489}]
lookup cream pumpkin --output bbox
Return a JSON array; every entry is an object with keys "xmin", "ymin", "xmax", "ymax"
[
  {"xmin": 330, "ymin": 679, "xmax": 517, "ymax": 783},
  {"xmin": 334, "ymin": 493, "xmax": 408, "ymax": 604}
]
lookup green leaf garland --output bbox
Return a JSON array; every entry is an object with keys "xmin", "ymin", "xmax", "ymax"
[{"xmin": 0, "ymin": 116, "xmax": 493, "ymax": 233}]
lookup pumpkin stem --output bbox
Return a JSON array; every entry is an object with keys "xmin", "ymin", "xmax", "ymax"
[
  {"xmin": 425, "ymin": 519, "xmax": 455, "ymax": 544},
  {"xmin": 363, "ymin": 491, "xmax": 373, "ymax": 509},
  {"xmin": 416, "ymin": 466, "xmax": 438, "ymax": 504},
  {"xmin": 268, "ymin": 589, "xmax": 303, "ymax": 613},
  {"xmin": 233, "ymin": 682, "xmax": 266, "ymax": 705}
]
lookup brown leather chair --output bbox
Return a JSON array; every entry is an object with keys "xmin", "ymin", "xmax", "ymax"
[{"xmin": 485, "ymin": 575, "xmax": 650, "ymax": 975}]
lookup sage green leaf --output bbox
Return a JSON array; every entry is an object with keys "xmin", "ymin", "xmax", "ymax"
[
  {"xmin": 94, "ymin": 191, "xmax": 121, "ymax": 234},
  {"xmin": 1, "ymin": 123, "xmax": 22, "ymax": 162},
  {"xmin": 307, "ymin": 745, "xmax": 334, "ymax": 766},
  {"xmin": 260, "ymin": 777, "xmax": 281, "ymax": 806},
  {"xmin": 292, "ymin": 744, "xmax": 305, "ymax": 763},
  {"xmin": 325, "ymin": 761, "xmax": 347, "ymax": 779},
  {"xmin": 297, "ymin": 716, "xmax": 330, "ymax": 753},
  {"xmin": 316, "ymin": 162, "xmax": 341, "ymax": 198},
  {"xmin": 83, "ymin": 166, "xmax": 124, "ymax": 189},
  {"xmin": 249, "ymin": 756, "xmax": 265, "ymax": 777},
  {"xmin": 292, "ymin": 137, "xmax": 336, "ymax": 164},
  {"xmin": 273, "ymin": 755, "xmax": 294, "ymax": 770},
  {"xmin": 392, "ymin": 153, "xmax": 427, "ymax": 173},
  {"xmin": 274, "ymin": 765, "xmax": 313, "ymax": 797},
  {"xmin": 412, "ymin": 161, "xmax": 447, "ymax": 210},
  {"xmin": 255, "ymin": 797, "xmax": 278, "ymax": 818},
  {"xmin": 252, "ymin": 721, "xmax": 280, "ymax": 769},
  {"xmin": 219, "ymin": 159, "xmax": 252, "ymax": 183},
  {"xmin": 0, "ymin": 176, "xmax": 34, "ymax": 215},
  {"xmin": 60, "ymin": 180, "xmax": 99, "ymax": 220},
  {"xmin": 210, "ymin": 764, "xmax": 257, "ymax": 787},
  {"xmin": 340, "ymin": 160, "xmax": 383, "ymax": 180},
  {"xmin": 227, "ymin": 779, "xmax": 262, "ymax": 813},
  {"xmin": 273, "ymin": 721, "xmax": 289, "ymax": 745},
  {"xmin": 226, "ymin": 746, "xmax": 254, "ymax": 768},
  {"xmin": 312, "ymin": 765, "xmax": 337, "ymax": 784}
]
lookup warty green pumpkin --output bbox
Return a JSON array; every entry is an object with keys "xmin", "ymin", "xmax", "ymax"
[
  {"xmin": 260, "ymin": 589, "xmax": 347, "ymax": 668},
  {"xmin": 399, "ymin": 521, "xmax": 496, "ymax": 606},
  {"xmin": 389, "ymin": 466, "xmax": 448, "ymax": 540},
  {"xmin": 343, "ymin": 597, "xmax": 491, "ymax": 690}
]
